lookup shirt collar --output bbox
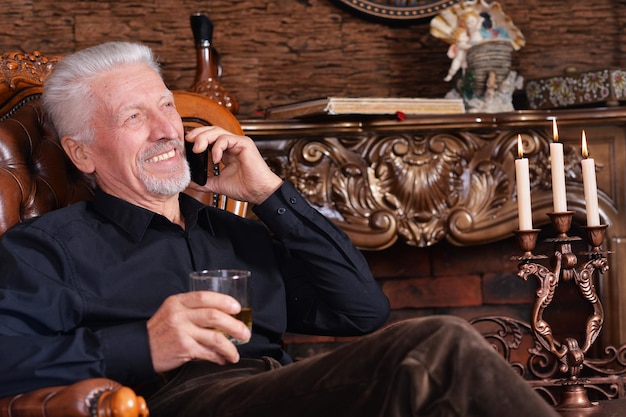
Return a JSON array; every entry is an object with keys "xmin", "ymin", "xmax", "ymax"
[{"xmin": 90, "ymin": 188, "xmax": 215, "ymax": 241}]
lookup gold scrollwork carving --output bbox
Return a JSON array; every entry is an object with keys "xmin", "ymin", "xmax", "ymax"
[
  {"xmin": 0, "ymin": 51, "xmax": 58, "ymax": 90},
  {"xmin": 0, "ymin": 51, "xmax": 61, "ymax": 118},
  {"xmin": 257, "ymin": 125, "xmax": 594, "ymax": 250},
  {"xmin": 279, "ymin": 131, "xmax": 521, "ymax": 249}
]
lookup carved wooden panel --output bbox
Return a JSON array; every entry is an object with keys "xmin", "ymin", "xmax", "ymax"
[
  {"xmin": 0, "ymin": 51, "xmax": 60, "ymax": 118},
  {"xmin": 273, "ymin": 131, "xmax": 510, "ymax": 248},
  {"xmin": 250, "ymin": 120, "xmax": 588, "ymax": 250}
]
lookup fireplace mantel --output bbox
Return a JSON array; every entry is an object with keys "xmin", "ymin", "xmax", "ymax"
[{"xmin": 241, "ymin": 107, "xmax": 626, "ymax": 345}]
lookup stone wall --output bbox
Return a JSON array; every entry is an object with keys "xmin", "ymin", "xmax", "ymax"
[{"xmin": 0, "ymin": 0, "xmax": 624, "ymax": 118}]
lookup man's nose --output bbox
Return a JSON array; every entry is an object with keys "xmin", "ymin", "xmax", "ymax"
[{"xmin": 150, "ymin": 112, "xmax": 180, "ymax": 140}]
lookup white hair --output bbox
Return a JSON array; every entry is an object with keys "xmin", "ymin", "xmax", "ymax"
[{"xmin": 42, "ymin": 42, "xmax": 161, "ymax": 143}]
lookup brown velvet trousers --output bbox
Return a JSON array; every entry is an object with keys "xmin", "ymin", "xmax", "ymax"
[{"xmin": 147, "ymin": 316, "xmax": 560, "ymax": 417}]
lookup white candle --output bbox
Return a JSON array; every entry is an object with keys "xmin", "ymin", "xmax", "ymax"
[
  {"xmin": 550, "ymin": 119, "xmax": 567, "ymax": 212},
  {"xmin": 581, "ymin": 131, "xmax": 600, "ymax": 226},
  {"xmin": 515, "ymin": 135, "xmax": 533, "ymax": 230}
]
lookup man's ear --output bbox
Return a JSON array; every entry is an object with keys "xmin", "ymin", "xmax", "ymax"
[{"xmin": 61, "ymin": 136, "xmax": 96, "ymax": 174}]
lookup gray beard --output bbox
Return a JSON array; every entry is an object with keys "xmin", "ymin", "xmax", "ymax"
[
  {"xmin": 138, "ymin": 139, "xmax": 191, "ymax": 196},
  {"xmin": 140, "ymin": 164, "xmax": 191, "ymax": 196}
]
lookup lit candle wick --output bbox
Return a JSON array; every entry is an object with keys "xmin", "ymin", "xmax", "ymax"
[{"xmin": 552, "ymin": 118, "xmax": 559, "ymax": 142}]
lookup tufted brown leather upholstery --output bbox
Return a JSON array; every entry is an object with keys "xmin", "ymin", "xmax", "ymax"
[
  {"xmin": 0, "ymin": 99, "xmax": 95, "ymax": 236},
  {"xmin": 0, "ymin": 51, "xmax": 247, "ymax": 417}
]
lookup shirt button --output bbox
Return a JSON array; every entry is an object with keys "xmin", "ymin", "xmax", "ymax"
[
  {"xmin": 277, "ymin": 207, "xmax": 286, "ymax": 215},
  {"xmin": 290, "ymin": 197, "xmax": 297, "ymax": 204}
]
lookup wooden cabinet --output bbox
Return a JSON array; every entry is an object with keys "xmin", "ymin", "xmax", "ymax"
[{"xmin": 242, "ymin": 108, "xmax": 626, "ymax": 346}]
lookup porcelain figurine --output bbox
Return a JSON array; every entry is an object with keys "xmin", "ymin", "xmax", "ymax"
[{"xmin": 430, "ymin": 0, "xmax": 525, "ymax": 113}]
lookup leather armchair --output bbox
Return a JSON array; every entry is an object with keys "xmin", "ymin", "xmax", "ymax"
[{"xmin": 0, "ymin": 51, "xmax": 246, "ymax": 417}]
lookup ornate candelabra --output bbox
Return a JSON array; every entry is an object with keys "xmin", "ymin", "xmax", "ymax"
[{"xmin": 514, "ymin": 211, "xmax": 610, "ymax": 410}]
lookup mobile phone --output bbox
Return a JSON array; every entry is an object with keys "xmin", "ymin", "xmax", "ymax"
[{"xmin": 185, "ymin": 140, "xmax": 209, "ymax": 186}]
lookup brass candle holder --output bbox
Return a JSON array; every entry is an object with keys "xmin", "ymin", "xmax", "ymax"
[{"xmin": 513, "ymin": 212, "xmax": 610, "ymax": 410}]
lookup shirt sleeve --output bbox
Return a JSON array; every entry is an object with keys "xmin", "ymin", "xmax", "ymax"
[
  {"xmin": 252, "ymin": 181, "xmax": 390, "ymax": 336},
  {"xmin": 0, "ymin": 224, "xmax": 155, "ymax": 397}
]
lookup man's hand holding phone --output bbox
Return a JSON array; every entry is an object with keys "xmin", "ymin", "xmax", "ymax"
[{"xmin": 184, "ymin": 126, "xmax": 282, "ymax": 205}]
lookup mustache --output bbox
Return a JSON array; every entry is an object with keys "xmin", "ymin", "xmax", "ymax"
[{"xmin": 140, "ymin": 138, "xmax": 183, "ymax": 161}]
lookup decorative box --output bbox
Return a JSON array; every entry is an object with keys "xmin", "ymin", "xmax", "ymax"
[{"xmin": 525, "ymin": 68, "xmax": 626, "ymax": 109}]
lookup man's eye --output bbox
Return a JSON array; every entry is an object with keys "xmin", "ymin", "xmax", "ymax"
[
  {"xmin": 126, "ymin": 113, "xmax": 142, "ymax": 123},
  {"xmin": 123, "ymin": 113, "xmax": 142, "ymax": 126}
]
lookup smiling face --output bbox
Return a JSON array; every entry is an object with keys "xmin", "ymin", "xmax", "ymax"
[{"xmin": 65, "ymin": 63, "xmax": 189, "ymax": 209}]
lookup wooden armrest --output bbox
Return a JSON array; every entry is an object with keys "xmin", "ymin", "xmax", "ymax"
[{"xmin": 0, "ymin": 378, "xmax": 148, "ymax": 417}]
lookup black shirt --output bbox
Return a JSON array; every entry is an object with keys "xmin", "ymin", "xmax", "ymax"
[{"xmin": 0, "ymin": 182, "xmax": 389, "ymax": 397}]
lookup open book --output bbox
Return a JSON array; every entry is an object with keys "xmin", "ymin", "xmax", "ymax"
[{"xmin": 264, "ymin": 97, "xmax": 465, "ymax": 119}]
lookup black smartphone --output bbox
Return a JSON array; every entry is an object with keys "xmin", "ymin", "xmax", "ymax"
[{"xmin": 185, "ymin": 140, "xmax": 209, "ymax": 186}]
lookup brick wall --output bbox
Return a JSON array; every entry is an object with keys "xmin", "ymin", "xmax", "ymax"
[{"xmin": 285, "ymin": 229, "xmax": 595, "ymax": 360}]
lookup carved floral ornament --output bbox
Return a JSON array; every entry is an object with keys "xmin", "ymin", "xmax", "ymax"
[
  {"xmin": 262, "ymin": 131, "xmax": 594, "ymax": 250},
  {"xmin": 0, "ymin": 51, "xmax": 60, "ymax": 118},
  {"xmin": 0, "ymin": 51, "xmax": 58, "ymax": 90}
]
